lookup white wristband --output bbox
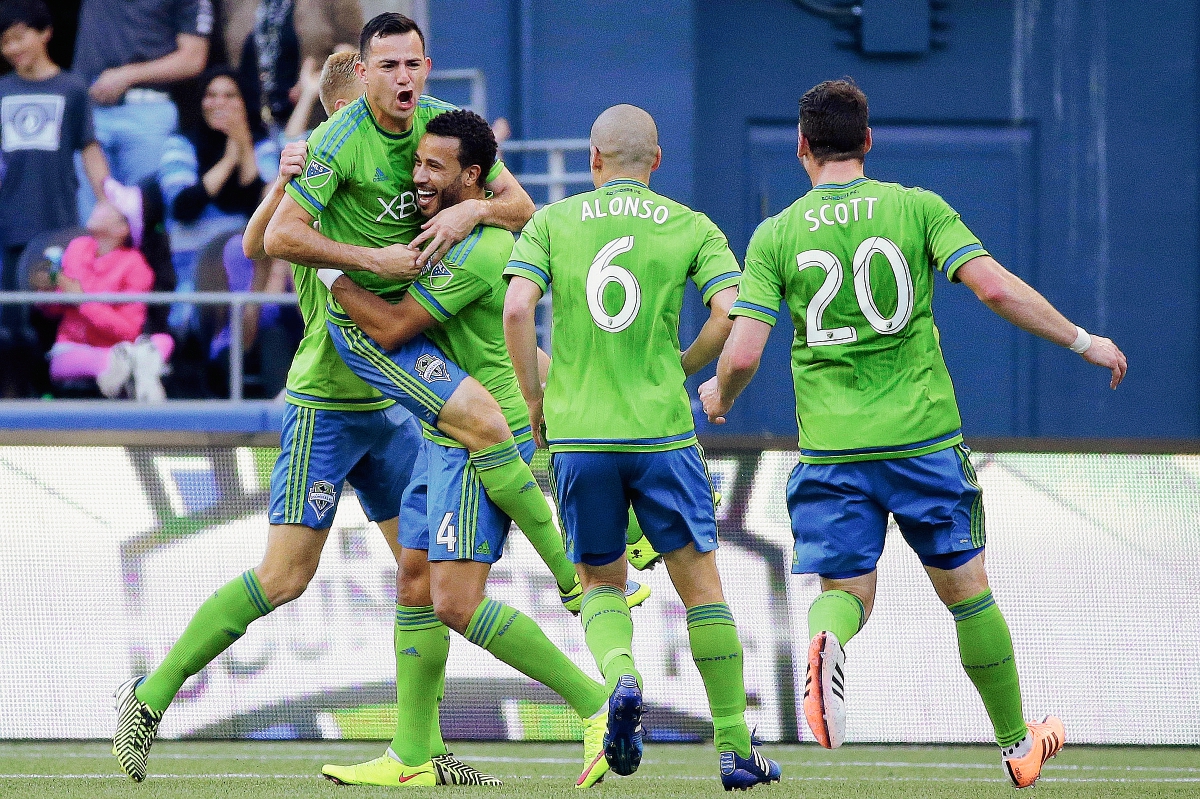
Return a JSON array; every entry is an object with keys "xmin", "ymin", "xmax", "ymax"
[
  {"xmin": 317, "ymin": 269, "xmax": 342, "ymax": 291},
  {"xmin": 1068, "ymin": 325, "xmax": 1092, "ymax": 354}
]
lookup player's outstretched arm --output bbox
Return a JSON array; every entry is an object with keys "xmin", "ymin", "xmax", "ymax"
[
  {"xmin": 956, "ymin": 255, "xmax": 1128, "ymax": 389},
  {"xmin": 411, "ymin": 166, "xmax": 535, "ymax": 268},
  {"xmin": 264, "ymin": 195, "xmax": 422, "ymax": 280},
  {"xmin": 503, "ymin": 275, "xmax": 547, "ymax": 447},
  {"xmin": 682, "ymin": 286, "xmax": 738, "ymax": 376},
  {"xmin": 244, "ymin": 140, "xmax": 308, "ymax": 260},
  {"xmin": 699, "ymin": 317, "xmax": 773, "ymax": 424},
  {"xmin": 318, "ymin": 271, "xmax": 437, "ymax": 350}
]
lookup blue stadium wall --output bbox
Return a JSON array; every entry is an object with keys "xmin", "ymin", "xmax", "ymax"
[{"xmin": 430, "ymin": 0, "xmax": 1199, "ymax": 440}]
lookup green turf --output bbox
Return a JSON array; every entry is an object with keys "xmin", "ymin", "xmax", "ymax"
[{"xmin": 1, "ymin": 741, "xmax": 1197, "ymax": 799}]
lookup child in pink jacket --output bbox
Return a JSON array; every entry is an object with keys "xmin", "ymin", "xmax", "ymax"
[{"xmin": 38, "ymin": 200, "xmax": 173, "ymax": 400}]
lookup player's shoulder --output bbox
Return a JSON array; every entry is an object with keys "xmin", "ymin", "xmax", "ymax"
[
  {"xmin": 416, "ymin": 94, "xmax": 458, "ymax": 121},
  {"xmin": 309, "ymin": 96, "xmax": 371, "ymax": 164},
  {"xmin": 445, "ymin": 224, "xmax": 514, "ymax": 270}
]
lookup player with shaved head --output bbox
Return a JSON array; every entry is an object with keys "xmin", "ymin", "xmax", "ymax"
[{"xmin": 505, "ymin": 104, "xmax": 781, "ymax": 790}]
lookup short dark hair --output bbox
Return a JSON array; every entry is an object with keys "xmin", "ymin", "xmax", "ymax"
[
  {"xmin": 425, "ymin": 110, "xmax": 498, "ymax": 177},
  {"xmin": 799, "ymin": 78, "xmax": 870, "ymax": 163},
  {"xmin": 359, "ymin": 12, "xmax": 425, "ymax": 59},
  {"xmin": 0, "ymin": 0, "xmax": 53, "ymax": 35}
]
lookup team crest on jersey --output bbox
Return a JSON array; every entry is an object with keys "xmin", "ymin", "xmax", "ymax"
[
  {"xmin": 420, "ymin": 260, "xmax": 453, "ymax": 289},
  {"xmin": 303, "ymin": 159, "xmax": 333, "ymax": 189},
  {"xmin": 307, "ymin": 479, "xmax": 337, "ymax": 520},
  {"xmin": 415, "ymin": 354, "xmax": 451, "ymax": 383}
]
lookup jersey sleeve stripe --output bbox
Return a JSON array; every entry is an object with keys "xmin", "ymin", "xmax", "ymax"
[
  {"xmin": 411, "ymin": 283, "xmax": 452, "ymax": 322},
  {"xmin": 445, "ymin": 227, "xmax": 484, "ymax": 266},
  {"xmin": 504, "ymin": 260, "xmax": 550, "ymax": 287},
  {"xmin": 942, "ymin": 244, "xmax": 987, "ymax": 280},
  {"xmin": 418, "ymin": 95, "xmax": 457, "ymax": 110},
  {"xmin": 700, "ymin": 271, "xmax": 741, "ymax": 297},
  {"xmin": 314, "ymin": 105, "xmax": 366, "ymax": 162},
  {"xmin": 729, "ymin": 300, "xmax": 778, "ymax": 325},
  {"xmin": 311, "ymin": 103, "xmax": 359, "ymax": 160},
  {"xmin": 286, "ymin": 178, "xmax": 325, "ymax": 213}
]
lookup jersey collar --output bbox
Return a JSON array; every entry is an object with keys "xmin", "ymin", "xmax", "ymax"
[
  {"xmin": 601, "ymin": 179, "xmax": 648, "ymax": 189},
  {"xmin": 813, "ymin": 177, "xmax": 871, "ymax": 191},
  {"xmin": 364, "ymin": 96, "xmax": 415, "ymax": 140}
]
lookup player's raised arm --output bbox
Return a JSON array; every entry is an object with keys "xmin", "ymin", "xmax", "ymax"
[
  {"xmin": 503, "ymin": 275, "xmax": 547, "ymax": 447},
  {"xmin": 955, "ymin": 255, "xmax": 1128, "ymax": 389},
  {"xmin": 412, "ymin": 165, "xmax": 535, "ymax": 268},
  {"xmin": 264, "ymin": 194, "xmax": 422, "ymax": 280},
  {"xmin": 243, "ymin": 140, "xmax": 308, "ymax": 260}
]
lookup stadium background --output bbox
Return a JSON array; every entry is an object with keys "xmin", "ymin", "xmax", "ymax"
[{"xmin": 3, "ymin": 0, "xmax": 1199, "ymax": 750}]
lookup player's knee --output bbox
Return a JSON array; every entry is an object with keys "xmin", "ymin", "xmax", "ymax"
[
  {"xmin": 257, "ymin": 563, "xmax": 316, "ymax": 607},
  {"xmin": 441, "ymin": 382, "xmax": 509, "ymax": 450},
  {"xmin": 397, "ymin": 554, "xmax": 432, "ymax": 607},
  {"xmin": 432, "ymin": 595, "xmax": 476, "ymax": 634}
]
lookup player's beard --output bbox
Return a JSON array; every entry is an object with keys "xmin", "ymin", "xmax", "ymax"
[{"xmin": 433, "ymin": 173, "xmax": 469, "ymax": 214}]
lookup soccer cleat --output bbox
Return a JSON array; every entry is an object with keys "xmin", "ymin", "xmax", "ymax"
[
  {"xmin": 603, "ymin": 674, "xmax": 644, "ymax": 776},
  {"xmin": 625, "ymin": 533, "xmax": 662, "ymax": 571},
  {"xmin": 803, "ymin": 631, "xmax": 847, "ymax": 749},
  {"xmin": 321, "ymin": 751, "xmax": 437, "ymax": 786},
  {"xmin": 432, "ymin": 753, "xmax": 503, "ymax": 786},
  {"xmin": 111, "ymin": 676, "xmax": 163, "ymax": 782},
  {"xmin": 561, "ymin": 579, "xmax": 651, "ymax": 615},
  {"xmin": 1003, "ymin": 716, "xmax": 1065, "ymax": 788},
  {"xmin": 720, "ymin": 746, "xmax": 782, "ymax": 791},
  {"xmin": 576, "ymin": 709, "xmax": 610, "ymax": 788}
]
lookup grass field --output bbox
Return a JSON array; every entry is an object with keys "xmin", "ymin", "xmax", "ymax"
[{"xmin": 2, "ymin": 741, "xmax": 1198, "ymax": 799}]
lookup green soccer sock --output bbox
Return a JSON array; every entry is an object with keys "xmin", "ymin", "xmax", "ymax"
[
  {"xmin": 390, "ymin": 605, "xmax": 449, "ymax": 766},
  {"xmin": 581, "ymin": 585, "xmax": 640, "ymax": 694},
  {"xmin": 687, "ymin": 603, "xmax": 751, "ymax": 758},
  {"xmin": 465, "ymin": 598, "xmax": 606, "ymax": 718},
  {"xmin": 807, "ymin": 589, "xmax": 867, "ymax": 645},
  {"xmin": 950, "ymin": 589, "xmax": 1028, "ymax": 748},
  {"xmin": 429, "ymin": 663, "xmax": 449, "ymax": 758},
  {"xmin": 469, "ymin": 439, "xmax": 577, "ymax": 593},
  {"xmin": 136, "ymin": 570, "xmax": 273, "ymax": 713}
]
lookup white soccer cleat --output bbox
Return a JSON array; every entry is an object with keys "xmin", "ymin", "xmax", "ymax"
[{"xmin": 803, "ymin": 630, "xmax": 846, "ymax": 749}]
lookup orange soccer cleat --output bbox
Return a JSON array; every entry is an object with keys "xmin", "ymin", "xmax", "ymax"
[
  {"xmin": 1002, "ymin": 716, "xmax": 1065, "ymax": 788},
  {"xmin": 803, "ymin": 631, "xmax": 847, "ymax": 749}
]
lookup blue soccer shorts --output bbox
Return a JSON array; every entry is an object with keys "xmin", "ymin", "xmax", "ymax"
[
  {"xmin": 399, "ymin": 433, "xmax": 537, "ymax": 563},
  {"xmin": 326, "ymin": 310, "xmax": 467, "ymax": 427},
  {"xmin": 269, "ymin": 402, "xmax": 423, "ymax": 529},
  {"xmin": 787, "ymin": 443, "xmax": 986, "ymax": 578},
  {"xmin": 549, "ymin": 445, "xmax": 719, "ymax": 566}
]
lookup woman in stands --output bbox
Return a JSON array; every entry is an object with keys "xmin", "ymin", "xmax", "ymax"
[
  {"xmin": 33, "ymin": 200, "xmax": 173, "ymax": 401},
  {"xmin": 157, "ymin": 68, "xmax": 277, "ymax": 330}
]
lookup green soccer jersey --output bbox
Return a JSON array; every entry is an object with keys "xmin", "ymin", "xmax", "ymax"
[
  {"xmin": 730, "ymin": 177, "xmax": 989, "ymax": 463},
  {"xmin": 506, "ymin": 179, "xmax": 741, "ymax": 454},
  {"xmin": 280, "ymin": 94, "xmax": 498, "ymax": 409},
  {"xmin": 406, "ymin": 225, "xmax": 530, "ymax": 447}
]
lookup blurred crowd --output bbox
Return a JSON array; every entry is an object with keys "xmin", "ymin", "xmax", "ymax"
[{"xmin": 0, "ymin": 0, "xmax": 366, "ymax": 400}]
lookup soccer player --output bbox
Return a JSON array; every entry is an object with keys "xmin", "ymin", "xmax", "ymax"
[
  {"xmin": 262, "ymin": 14, "xmax": 598, "ymax": 615},
  {"xmin": 110, "ymin": 45, "xmax": 500, "ymax": 787},
  {"xmin": 504, "ymin": 104, "xmax": 782, "ymax": 790},
  {"xmin": 314, "ymin": 110, "xmax": 642, "ymax": 787},
  {"xmin": 701, "ymin": 79, "xmax": 1127, "ymax": 788}
]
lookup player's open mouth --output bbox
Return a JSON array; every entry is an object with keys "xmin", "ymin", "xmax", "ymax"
[
  {"xmin": 397, "ymin": 90, "xmax": 415, "ymax": 109},
  {"xmin": 417, "ymin": 188, "xmax": 438, "ymax": 208}
]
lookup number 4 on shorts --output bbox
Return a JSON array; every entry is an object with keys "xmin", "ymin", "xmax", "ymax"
[{"xmin": 436, "ymin": 512, "xmax": 456, "ymax": 551}]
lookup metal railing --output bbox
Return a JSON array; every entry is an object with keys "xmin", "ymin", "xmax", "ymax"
[
  {"xmin": 504, "ymin": 138, "xmax": 592, "ymax": 203},
  {"xmin": 0, "ymin": 291, "xmax": 299, "ymax": 402}
]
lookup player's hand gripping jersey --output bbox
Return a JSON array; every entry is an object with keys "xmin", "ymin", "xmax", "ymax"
[
  {"xmin": 506, "ymin": 179, "xmax": 740, "ymax": 452},
  {"xmin": 281, "ymin": 94, "xmax": 500, "ymax": 409},
  {"xmin": 731, "ymin": 178, "xmax": 988, "ymax": 463}
]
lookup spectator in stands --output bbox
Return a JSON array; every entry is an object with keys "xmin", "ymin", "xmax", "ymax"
[
  {"xmin": 222, "ymin": 0, "xmax": 362, "ymax": 135},
  {"xmin": 71, "ymin": 0, "xmax": 211, "ymax": 218},
  {"xmin": 157, "ymin": 67, "xmax": 276, "ymax": 330},
  {"xmin": 33, "ymin": 200, "xmax": 173, "ymax": 401},
  {"xmin": 206, "ymin": 234, "xmax": 299, "ymax": 398}
]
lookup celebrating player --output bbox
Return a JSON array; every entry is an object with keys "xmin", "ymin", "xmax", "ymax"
[
  {"xmin": 504, "ymin": 104, "xmax": 781, "ymax": 790},
  {"xmin": 701, "ymin": 79, "xmax": 1127, "ymax": 788},
  {"xmin": 314, "ymin": 110, "xmax": 646, "ymax": 787}
]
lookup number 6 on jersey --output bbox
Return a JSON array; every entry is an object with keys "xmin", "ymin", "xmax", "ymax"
[{"xmin": 587, "ymin": 236, "xmax": 642, "ymax": 332}]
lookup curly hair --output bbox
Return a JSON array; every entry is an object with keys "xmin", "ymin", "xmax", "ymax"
[{"xmin": 425, "ymin": 110, "xmax": 498, "ymax": 176}]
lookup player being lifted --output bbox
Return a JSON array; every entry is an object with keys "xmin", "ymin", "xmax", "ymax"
[
  {"xmin": 110, "ymin": 28, "xmax": 516, "ymax": 785},
  {"xmin": 701, "ymin": 79, "xmax": 1127, "ymax": 788},
  {"xmin": 312, "ymin": 110, "xmax": 647, "ymax": 787},
  {"xmin": 504, "ymin": 105, "xmax": 781, "ymax": 791}
]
